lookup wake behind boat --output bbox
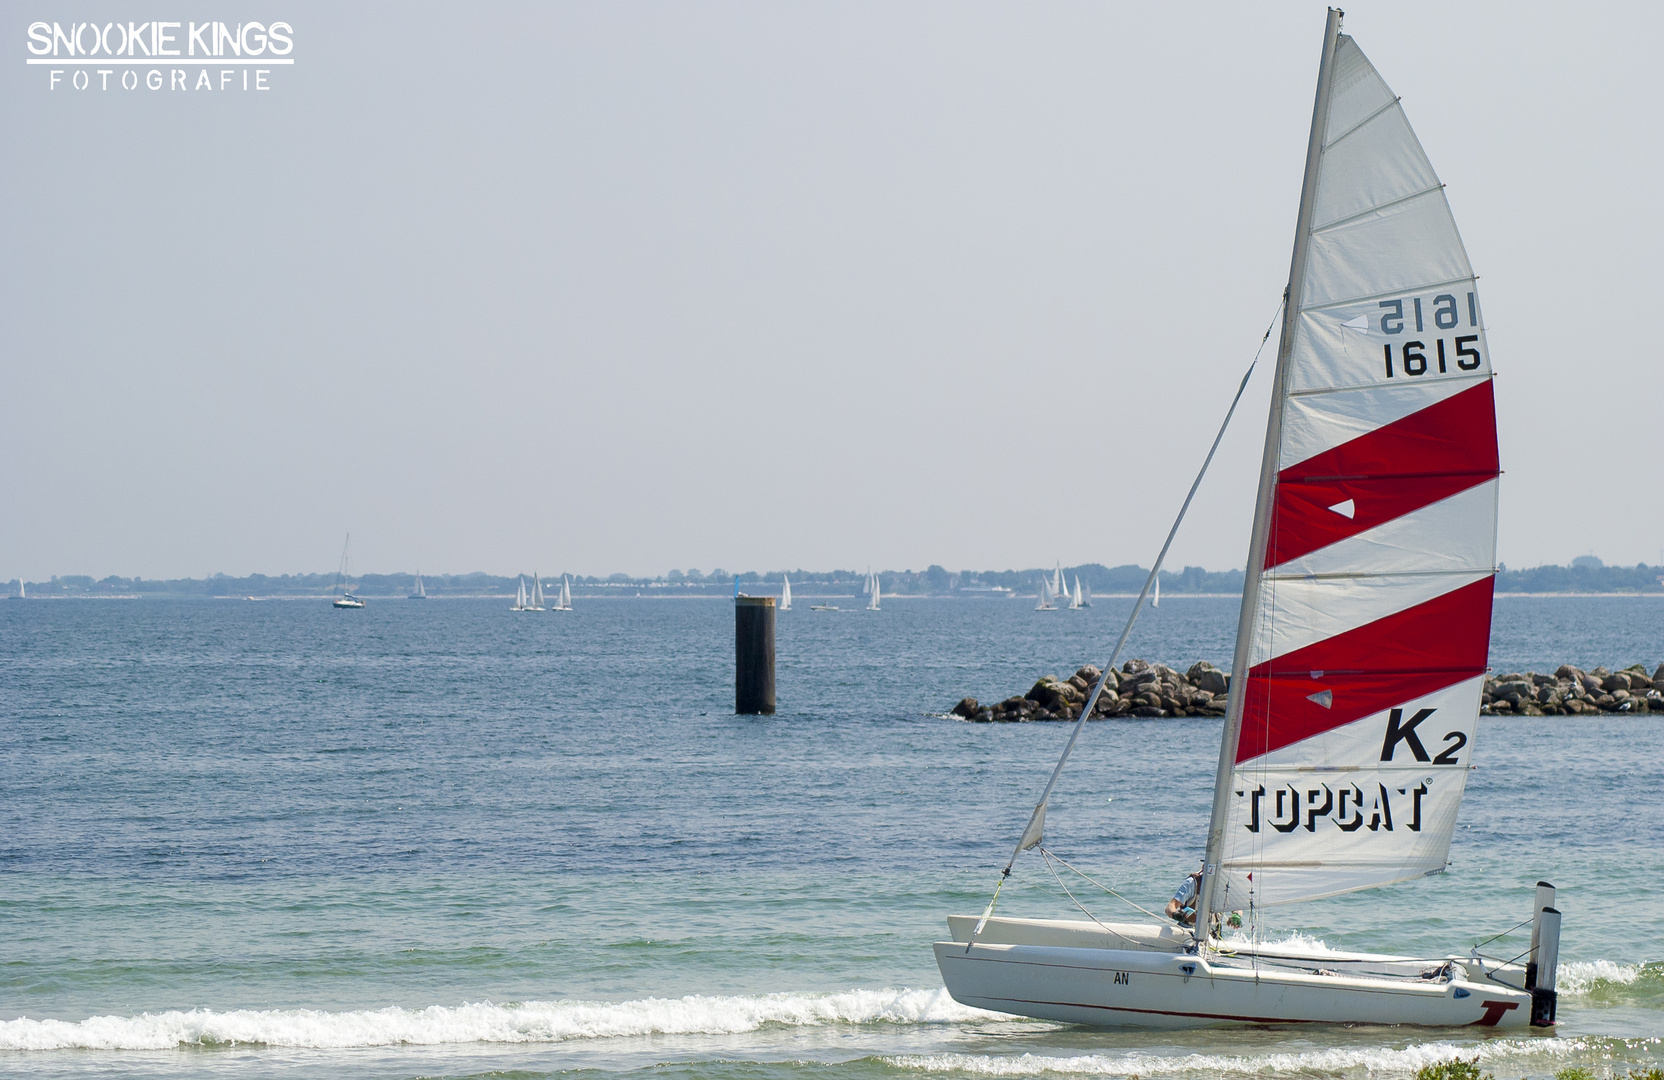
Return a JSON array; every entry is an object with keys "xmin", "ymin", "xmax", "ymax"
[{"xmin": 936, "ymin": 10, "xmax": 1559, "ymax": 1031}]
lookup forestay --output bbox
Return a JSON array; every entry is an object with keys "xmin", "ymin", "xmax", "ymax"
[{"xmin": 1207, "ymin": 33, "xmax": 1499, "ymax": 911}]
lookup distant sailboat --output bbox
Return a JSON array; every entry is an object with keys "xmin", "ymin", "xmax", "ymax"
[
  {"xmin": 332, "ymin": 535, "xmax": 366, "ymax": 608},
  {"xmin": 1035, "ymin": 577, "xmax": 1055, "ymax": 611},
  {"xmin": 867, "ymin": 573, "xmax": 881, "ymax": 611},
  {"xmin": 1069, "ymin": 575, "xmax": 1084, "ymax": 610},
  {"xmin": 1052, "ymin": 561, "xmax": 1065, "ymax": 600},
  {"xmin": 409, "ymin": 570, "xmax": 427, "ymax": 600},
  {"xmin": 1080, "ymin": 579, "xmax": 1092, "ymax": 608},
  {"xmin": 511, "ymin": 575, "xmax": 545, "ymax": 612},
  {"xmin": 862, "ymin": 568, "xmax": 872, "ymax": 596},
  {"xmin": 533, "ymin": 573, "xmax": 547, "ymax": 610},
  {"xmin": 9, "ymin": 578, "xmax": 23, "ymax": 599},
  {"xmin": 781, "ymin": 574, "xmax": 792, "ymax": 611},
  {"xmin": 552, "ymin": 575, "xmax": 573, "ymax": 611},
  {"xmin": 1152, "ymin": 574, "xmax": 1161, "ymax": 608}
]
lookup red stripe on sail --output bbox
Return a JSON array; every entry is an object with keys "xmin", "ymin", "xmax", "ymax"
[
  {"xmin": 1266, "ymin": 380, "xmax": 1498, "ymax": 570},
  {"xmin": 1234, "ymin": 576, "xmax": 1494, "ymax": 763}
]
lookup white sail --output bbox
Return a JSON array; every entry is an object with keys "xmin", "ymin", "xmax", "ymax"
[
  {"xmin": 1201, "ymin": 31, "xmax": 1499, "ymax": 914},
  {"xmin": 533, "ymin": 574, "xmax": 545, "ymax": 608},
  {"xmin": 862, "ymin": 569, "xmax": 871, "ymax": 596},
  {"xmin": 1070, "ymin": 576, "xmax": 1083, "ymax": 609},
  {"xmin": 560, "ymin": 576, "xmax": 572, "ymax": 609},
  {"xmin": 1035, "ymin": 578, "xmax": 1053, "ymax": 610},
  {"xmin": 868, "ymin": 574, "xmax": 881, "ymax": 610},
  {"xmin": 1152, "ymin": 575, "xmax": 1160, "ymax": 608},
  {"xmin": 781, "ymin": 574, "xmax": 792, "ymax": 611},
  {"xmin": 332, "ymin": 534, "xmax": 366, "ymax": 607}
]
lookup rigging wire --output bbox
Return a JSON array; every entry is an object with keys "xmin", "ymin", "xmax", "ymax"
[
  {"xmin": 1038, "ymin": 846, "xmax": 1169, "ymax": 923},
  {"xmin": 966, "ymin": 294, "xmax": 1285, "ymax": 951},
  {"xmin": 1468, "ymin": 916, "xmax": 1532, "ymax": 952}
]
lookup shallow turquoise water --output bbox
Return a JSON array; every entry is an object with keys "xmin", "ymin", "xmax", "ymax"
[{"xmin": 1, "ymin": 595, "xmax": 1660, "ymax": 1078}]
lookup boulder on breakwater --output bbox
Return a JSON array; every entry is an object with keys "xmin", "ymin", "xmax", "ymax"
[
  {"xmin": 950, "ymin": 658, "xmax": 1231, "ymax": 723},
  {"xmin": 950, "ymin": 661, "xmax": 1664, "ymax": 722}
]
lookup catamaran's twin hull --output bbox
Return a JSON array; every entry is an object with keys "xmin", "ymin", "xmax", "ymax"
[{"xmin": 935, "ymin": 918, "xmax": 1532, "ymax": 1030}]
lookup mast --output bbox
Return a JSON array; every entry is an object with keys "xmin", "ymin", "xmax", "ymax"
[{"xmin": 1195, "ymin": 6, "xmax": 1344, "ymax": 946}]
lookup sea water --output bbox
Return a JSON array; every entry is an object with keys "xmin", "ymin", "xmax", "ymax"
[{"xmin": 1, "ymin": 595, "xmax": 1660, "ymax": 1079}]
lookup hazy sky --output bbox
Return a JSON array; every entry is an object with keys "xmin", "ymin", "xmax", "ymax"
[{"xmin": 4, "ymin": 2, "xmax": 1661, "ymax": 581}]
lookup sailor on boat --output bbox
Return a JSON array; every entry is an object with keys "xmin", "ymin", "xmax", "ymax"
[{"xmin": 1165, "ymin": 869, "xmax": 1202, "ymax": 926}]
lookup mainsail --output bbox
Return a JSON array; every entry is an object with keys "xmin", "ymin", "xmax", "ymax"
[
  {"xmin": 1201, "ymin": 29, "xmax": 1499, "ymax": 915},
  {"xmin": 781, "ymin": 574, "xmax": 792, "ymax": 611}
]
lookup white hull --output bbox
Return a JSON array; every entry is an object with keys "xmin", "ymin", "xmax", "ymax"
[
  {"xmin": 333, "ymin": 598, "xmax": 365, "ymax": 609},
  {"xmin": 936, "ymin": 916, "xmax": 1531, "ymax": 1030}
]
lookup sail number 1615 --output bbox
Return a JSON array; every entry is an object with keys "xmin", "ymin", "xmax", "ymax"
[{"xmin": 1379, "ymin": 292, "xmax": 1482, "ymax": 379}]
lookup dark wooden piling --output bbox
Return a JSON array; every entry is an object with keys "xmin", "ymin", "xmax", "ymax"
[{"xmin": 735, "ymin": 595, "xmax": 776, "ymax": 715}]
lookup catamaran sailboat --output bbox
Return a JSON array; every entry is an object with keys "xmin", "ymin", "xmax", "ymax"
[
  {"xmin": 332, "ymin": 535, "xmax": 366, "ymax": 608},
  {"xmin": 781, "ymin": 574, "xmax": 793, "ymax": 611},
  {"xmin": 935, "ymin": 10, "xmax": 1558, "ymax": 1030}
]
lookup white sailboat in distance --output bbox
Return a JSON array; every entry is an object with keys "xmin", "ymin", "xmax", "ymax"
[
  {"xmin": 1069, "ymin": 575, "xmax": 1084, "ymax": 610},
  {"xmin": 511, "ymin": 575, "xmax": 545, "ymax": 612},
  {"xmin": 780, "ymin": 574, "xmax": 792, "ymax": 611},
  {"xmin": 936, "ymin": 10, "xmax": 1555, "ymax": 1030},
  {"xmin": 552, "ymin": 575, "xmax": 573, "ymax": 611},
  {"xmin": 866, "ymin": 572, "xmax": 881, "ymax": 611},
  {"xmin": 409, "ymin": 570, "xmax": 427, "ymax": 600},
  {"xmin": 332, "ymin": 535, "xmax": 366, "ymax": 608},
  {"xmin": 1034, "ymin": 576, "xmax": 1055, "ymax": 611}
]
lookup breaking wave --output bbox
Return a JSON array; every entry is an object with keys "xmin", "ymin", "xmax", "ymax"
[
  {"xmin": 0, "ymin": 987, "xmax": 998, "ymax": 1052},
  {"xmin": 1559, "ymin": 959, "xmax": 1647, "ymax": 996},
  {"xmin": 889, "ymin": 1037, "xmax": 1609, "ymax": 1077}
]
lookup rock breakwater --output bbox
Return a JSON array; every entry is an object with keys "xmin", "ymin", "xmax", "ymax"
[
  {"xmin": 1481, "ymin": 664, "xmax": 1664, "ymax": 715},
  {"xmin": 950, "ymin": 659, "xmax": 1230, "ymax": 722},
  {"xmin": 951, "ymin": 660, "xmax": 1664, "ymax": 722}
]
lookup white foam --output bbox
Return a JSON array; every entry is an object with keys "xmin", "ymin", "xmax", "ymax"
[
  {"xmin": 1214, "ymin": 929, "xmax": 1346, "ymax": 956},
  {"xmin": 0, "ymin": 988, "xmax": 999, "ymax": 1052},
  {"xmin": 1558, "ymin": 959, "xmax": 1644, "ymax": 996},
  {"xmin": 889, "ymin": 1036, "xmax": 1593, "ymax": 1077}
]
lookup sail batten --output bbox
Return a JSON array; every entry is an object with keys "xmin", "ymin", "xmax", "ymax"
[{"xmin": 1201, "ymin": 22, "xmax": 1499, "ymax": 920}]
